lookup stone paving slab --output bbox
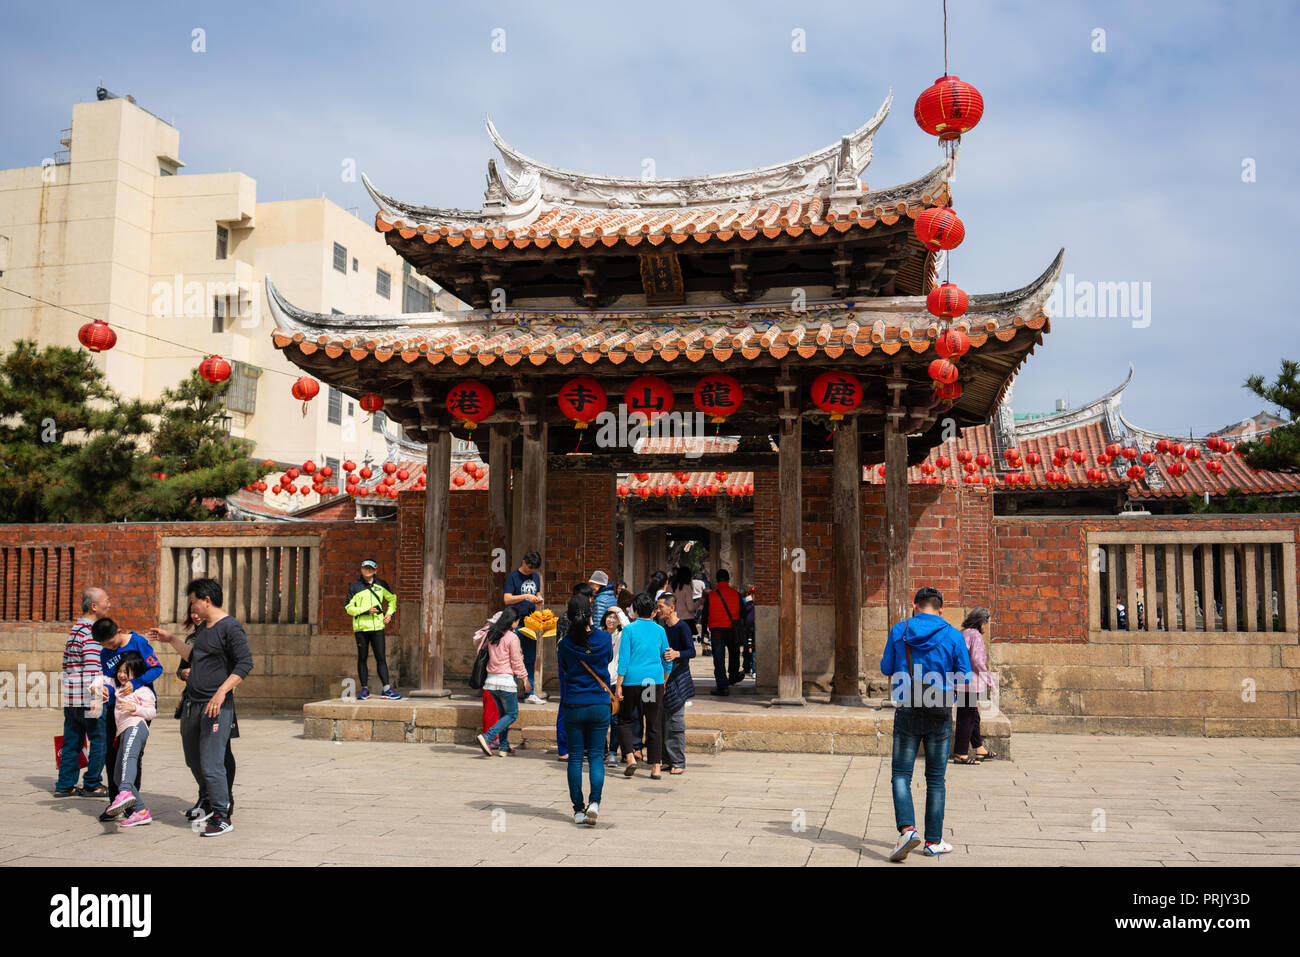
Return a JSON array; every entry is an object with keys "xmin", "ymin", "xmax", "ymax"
[{"xmin": 2, "ymin": 710, "xmax": 1297, "ymax": 867}]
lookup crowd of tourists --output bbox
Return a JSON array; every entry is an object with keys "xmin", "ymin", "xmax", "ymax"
[
  {"xmin": 471, "ymin": 551, "xmax": 755, "ymax": 826},
  {"xmin": 54, "ymin": 580, "xmax": 253, "ymax": 837}
]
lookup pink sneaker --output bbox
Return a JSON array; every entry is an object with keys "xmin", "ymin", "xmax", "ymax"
[
  {"xmin": 119, "ymin": 808, "xmax": 152, "ymax": 828},
  {"xmin": 105, "ymin": 790, "xmax": 136, "ymax": 818}
]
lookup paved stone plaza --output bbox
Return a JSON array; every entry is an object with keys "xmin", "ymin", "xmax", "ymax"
[{"xmin": 2, "ymin": 710, "xmax": 1297, "ymax": 866}]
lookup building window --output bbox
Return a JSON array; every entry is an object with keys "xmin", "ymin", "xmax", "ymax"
[
  {"xmin": 224, "ymin": 361, "xmax": 260, "ymax": 414},
  {"xmin": 376, "ymin": 268, "xmax": 391, "ymax": 299},
  {"xmin": 332, "ymin": 242, "xmax": 347, "ymax": 273},
  {"xmin": 212, "ymin": 297, "xmax": 225, "ymax": 334},
  {"xmin": 403, "ymin": 279, "xmax": 431, "ymax": 314},
  {"xmin": 216, "ymin": 225, "xmax": 229, "ymax": 260},
  {"xmin": 325, "ymin": 456, "xmax": 340, "ymax": 477},
  {"xmin": 352, "ymin": 257, "xmax": 359, "ymax": 272},
  {"xmin": 372, "ymin": 410, "xmax": 387, "ymax": 433},
  {"xmin": 328, "ymin": 387, "xmax": 342, "ymax": 425}
]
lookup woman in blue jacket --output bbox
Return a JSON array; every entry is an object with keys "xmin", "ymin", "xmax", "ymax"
[
  {"xmin": 555, "ymin": 594, "xmax": 614, "ymax": 826},
  {"xmin": 615, "ymin": 592, "xmax": 671, "ymax": 779}
]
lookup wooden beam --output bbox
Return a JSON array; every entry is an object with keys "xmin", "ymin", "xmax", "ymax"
[
  {"xmin": 412, "ymin": 430, "xmax": 451, "ymax": 698},
  {"xmin": 775, "ymin": 371, "xmax": 805, "ymax": 705},
  {"xmin": 487, "ymin": 424, "xmax": 511, "ymax": 603},
  {"xmin": 884, "ymin": 419, "xmax": 910, "ymax": 628},
  {"xmin": 831, "ymin": 418, "xmax": 864, "ymax": 705}
]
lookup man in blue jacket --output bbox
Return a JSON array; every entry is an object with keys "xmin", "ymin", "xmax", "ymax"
[
  {"xmin": 91, "ymin": 618, "xmax": 163, "ymax": 820},
  {"xmin": 589, "ymin": 570, "xmax": 617, "ymax": 627},
  {"xmin": 879, "ymin": 586, "xmax": 972, "ymax": 862}
]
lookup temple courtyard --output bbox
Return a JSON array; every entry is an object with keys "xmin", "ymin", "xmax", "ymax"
[{"xmin": 2, "ymin": 709, "xmax": 1297, "ymax": 867}]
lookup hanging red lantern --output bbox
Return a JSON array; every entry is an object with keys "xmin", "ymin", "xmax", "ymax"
[
  {"xmin": 913, "ymin": 207, "xmax": 965, "ymax": 251},
  {"xmin": 744, "ymin": 483, "xmax": 754, "ymax": 496},
  {"xmin": 381, "ymin": 475, "xmax": 395, "ymax": 487},
  {"xmin": 318, "ymin": 466, "xmax": 333, "ymax": 479},
  {"xmin": 346, "ymin": 473, "xmax": 359, "ymax": 486},
  {"xmin": 1104, "ymin": 443, "xmax": 1121, "ymax": 458},
  {"xmin": 359, "ymin": 466, "xmax": 373, "ymax": 479},
  {"xmin": 452, "ymin": 475, "xmax": 466, "ymax": 487},
  {"xmin": 1206, "ymin": 460, "xmax": 1224, "ymax": 475},
  {"xmin": 1097, "ymin": 453, "xmax": 1112, "ymax": 466},
  {"xmin": 255, "ymin": 480, "xmax": 267, "ymax": 492},
  {"xmin": 617, "ymin": 484, "xmax": 629, "ymax": 497},
  {"xmin": 271, "ymin": 484, "xmax": 282, "ymax": 495},
  {"xmin": 715, "ymin": 472, "xmax": 729, "ymax": 482},
  {"xmin": 636, "ymin": 486, "xmax": 651, "ymax": 499},
  {"xmin": 975, "ymin": 452, "xmax": 991, "ymax": 468},
  {"xmin": 300, "ymin": 485, "xmax": 312, "ymax": 496},
  {"xmin": 810, "ymin": 370, "xmax": 863, "ymax": 421},
  {"xmin": 1232, "ymin": 443, "xmax": 1244, "ymax": 456},
  {"xmin": 693, "ymin": 372, "xmax": 743, "ymax": 424},
  {"xmin": 343, "ymin": 460, "xmax": 356, "ymax": 473},
  {"xmin": 934, "ymin": 329, "xmax": 971, "ymax": 360},
  {"xmin": 356, "ymin": 486, "xmax": 369, "ymax": 498},
  {"xmin": 705, "ymin": 483, "xmax": 719, "ymax": 496},
  {"xmin": 396, "ymin": 469, "xmax": 409, "ymax": 482},
  {"xmin": 877, "ymin": 464, "xmax": 887, "ymax": 478},
  {"xmin": 1071, "ymin": 450, "xmax": 1087, "ymax": 465},
  {"xmin": 557, "ymin": 376, "xmax": 608, "ymax": 430},
  {"xmin": 1002, "ymin": 448, "xmax": 1019, "ymax": 462},
  {"xmin": 668, "ymin": 483, "xmax": 684, "ymax": 497},
  {"xmin": 673, "ymin": 471, "xmax": 689, "ymax": 482},
  {"xmin": 926, "ymin": 283, "xmax": 969, "ymax": 322},
  {"xmin": 956, "ymin": 449, "xmax": 973, "ymax": 465},
  {"xmin": 920, "ymin": 463, "xmax": 935, "ymax": 476},
  {"xmin": 446, "ymin": 380, "xmax": 495, "ymax": 431},
  {"xmin": 933, "ymin": 381, "xmax": 963, "ymax": 402},
  {"xmin": 78, "ymin": 320, "xmax": 118, "ymax": 352},
  {"xmin": 359, "ymin": 393, "xmax": 384, "ymax": 414},
  {"xmin": 286, "ymin": 467, "xmax": 301, "ymax": 480},
  {"xmin": 1169, "ymin": 442, "xmax": 1186, "ymax": 458},
  {"xmin": 1125, "ymin": 465, "xmax": 1144, "ymax": 480},
  {"xmin": 1139, "ymin": 451, "xmax": 1155, "ymax": 466},
  {"xmin": 651, "ymin": 484, "xmax": 666, "ymax": 497},
  {"xmin": 982, "ymin": 475, "xmax": 995, "ymax": 487},
  {"xmin": 635, "ymin": 473, "xmax": 649, "ymax": 482},
  {"xmin": 928, "ymin": 359, "xmax": 959, "ymax": 386},
  {"xmin": 914, "ymin": 75, "xmax": 985, "ymax": 141},
  {"xmin": 1155, "ymin": 438, "xmax": 1170, "ymax": 454},
  {"xmin": 963, "ymin": 462, "xmax": 977, "ymax": 474},
  {"xmin": 1205, "ymin": 436, "xmax": 1221, "ymax": 452},
  {"xmin": 302, "ymin": 461, "xmax": 317, "ymax": 475},
  {"xmin": 935, "ymin": 455, "xmax": 951, "ymax": 469},
  {"xmin": 1121, "ymin": 447, "xmax": 1138, "ymax": 461},
  {"xmin": 1025, "ymin": 451, "xmax": 1042, "ymax": 467},
  {"xmin": 625, "ymin": 376, "xmax": 674, "ymax": 420},
  {"xmin": 199, "ymin": 355, "xmax": 232, "ymax": 384},
  {"xmin": 963, "ymin": 474, "xmax": 978, "ymax": 485},
  {"xmin": 291, "ymin": 377, "xmax": 320, "ymax": 402},
  {"xmin": 382, "ymin": 462, "xmax": 397, "ymax": 475},
  {"xmin": 1186, "ymin": 447, "xmax": 1202, "ymax": 461}
]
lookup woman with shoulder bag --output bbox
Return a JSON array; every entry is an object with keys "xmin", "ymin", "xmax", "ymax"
[
  {"xmin": 953, "ymin": 607, "xmax": 995, "ymax": 764},
  {"xmin": 556, "ymin": 595, "xmax": 614, "ymax": 825}
]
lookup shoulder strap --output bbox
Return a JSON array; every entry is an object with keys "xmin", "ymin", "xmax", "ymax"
[{"xmin": 576, "ymin": 651, "xmax": 618, "ymax": 709}]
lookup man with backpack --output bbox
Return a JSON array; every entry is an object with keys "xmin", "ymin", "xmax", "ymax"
[
  {"xmin": 344, "ymin": 559, "xmax": 401, "ymax": 700},
  {"xmin": 880, "ymin": 586, "xmax": 972, "ymax": 862},
  {"xmin": 700, "ymin": 569, "xmax": 744, "ymax": 696}
]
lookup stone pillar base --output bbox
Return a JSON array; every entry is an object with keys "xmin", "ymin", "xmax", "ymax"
[{"xmin": 409, "ymin": 689, "xmax": 452, "ymax": 699}]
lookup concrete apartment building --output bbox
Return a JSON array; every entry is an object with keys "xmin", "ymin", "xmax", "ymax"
[{"xmin": 0, "ymin": 90, "xmax": 461, "ymax": 487}]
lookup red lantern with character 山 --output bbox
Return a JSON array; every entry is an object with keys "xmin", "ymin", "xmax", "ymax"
[{"xmin": 625, "ymin": 376, "xmax": 673, "ymax": 421}]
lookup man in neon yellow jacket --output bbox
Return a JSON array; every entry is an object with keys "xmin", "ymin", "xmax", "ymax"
[{"xmin": 345, "ymin": 559, "xmax": 400, "ymax": 700}]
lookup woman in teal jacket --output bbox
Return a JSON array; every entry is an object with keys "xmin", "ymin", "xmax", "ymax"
[{"xmin": 615, "ymin": 592, "xmax": 671, "ymax": 779}]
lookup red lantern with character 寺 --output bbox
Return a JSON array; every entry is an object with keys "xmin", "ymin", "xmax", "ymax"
[
  {"xmin": 557, "ymin": 376, "xmax": 608, "ymax": 430},
  {"xmin": 446, "ymin": 380, "xmax": 495, "ymax": 431},
  {"xmin": 693, "ymin": 372, "xmax": 743, "ymax": 424}
]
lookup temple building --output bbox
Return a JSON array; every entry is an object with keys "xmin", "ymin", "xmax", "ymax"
[{"xmin": 266, "ymin": 94, "xmax": 1069, "ymax": 702}]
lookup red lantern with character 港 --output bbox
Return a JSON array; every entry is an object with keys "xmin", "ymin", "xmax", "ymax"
[
  {"xmin": 914, "ymin": 75, "xmax": 985, "ymax": 142},
  {"xmin": 625, "ymin": 376, "xmax": 674, "ymax": 421},
  {"xmin": 557, "ymin": 376, "xmax": 607, "ymax": 431},
  {"xmin": 810, "ymin": 370, "xmax": 863, "ymax": 422},
  {"xmin": 446, "ymin": 380, "xmax": 495, "ymax": 431},
  {"xmin": 693, "ymin": 372, "xmax": 743, "ymax": 424}
]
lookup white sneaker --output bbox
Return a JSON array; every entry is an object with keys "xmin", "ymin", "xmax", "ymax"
[
  {"xmin": 582, "ymin": 802, "xmax": 598, "ymax": 825},
  {"xmin": 605, "ymin": 752, "xmax": 618, "ymax": 766},
  {"xmin": 923, "ymin": 840, "xmax": 953, "ymax": 856},
  {"xmin": 525, "ymin": 694, "xmax": 544, "ymax": 705},
  {"xmin": 573, "ymin": 811, "xmax": 587, "ymax": 825},
  {"xmin": 889, "ymin": 827, "xmax": 921, "ymax": 862}
]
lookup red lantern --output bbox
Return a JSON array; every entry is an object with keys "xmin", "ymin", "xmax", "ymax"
[
  {"xmin": 1155, "ymin": 439, "xmax": 1170, "ymax": 454},
  {"xmin": 913, "ymin": 207, "xmax": 965, "ymax": 252},
  {"xmin": 982, "ymin": 475, "xmax": 995, "ymax": 487},
  {"xmin": 1186, "ymin": 447, "xmax": 1202, "ymax": 462},
  {"xmin": 359, "ymin": 466, "xmax": 373, "ymax": 479},
  {"xmin": 359, "ymin": 393, "xmax": 384, "ymax": 414},
  {"xmin": 705, "ymin": 483, "xmax": 719, "ymax": 496},
  {"xmin": 877, "ymin": 464, "xmax": 887, "ymax": 478},
  {"xmin": 382, "ymin": 462, "xmax": 397, "ymax": 475},
  {"xmin": 1232, "ymin": 443, "xmax": 1244, "ymax": 456},
  {"xmin": 291, "ymin": 377, "xmax": 320, "ymax": 402},
  {"xmin": 346, "ymin": 473, "xmax": 359, "ymax": 486},
  {"xmin": 957, "ymin": 449, "xmax": 973, "ymax": 465},
  {"xmin": 1097, "ymin": 453, "xmax": 1112, "ymax": 466},
  {"xmin": 302, "ymin": 461, "xmax": 317, "ymax": 475},
  {"xmin": 635, "ymin": 473, "xmax": 649, "ymax": 482},
  {"xmin": 286, "ymin": 467, "xmax": 300, "ymax": 480},
  {"xmin": 1025, "ymin": 451, "xmax": 1041, "ymax": 467},
  {"xmin": 1170, "ymin": 443, "xmax": 1185, "ymax": 458},
  {"xmin": 271, "ymin": 484, "xmax": 281, "ymax": 495},
  {"xmin": 933, "ymin": 381, "xmax": 963, "ymax": 402},
  {"xmin": 934, "ymin": 329, "xmax": 971, "ymax": 360},
  {"xmin": 744, "ymin": 483, "xmax": 754, "ymax": 496},
  {"xmin": 715, "ymin": 471, "xmax": 728, "ymax": 482},
  {"xmin": 1126, "ymin": 465, "xmax": 1144, "ymax": 480},
  {"xmin": 199, "ymin": 355, "xmax": 231, "ymax": 384},
  {"xmin": 1206, "ymin": 460, "xmax": 1224, "ymax": 475},
  {"xmin": 1206, "ymin": 436, "xmax": 1222, "ymax": 452},
  {"xmin": 920, "ymin": 463, "xmax": 935, "ymax": 475},
  {"xmin": 446, "ymin": 380, "xmax": 495, "ymax": 431},
  {"xmin": 810, "ymin": 371, "xmax": 863, "ymax": 421},
  {"xmin": 1105, "ymin": 443, "xmax": 1121, "ymax": 458},
  {"xmin": 343, "ymin": 460, "xmax": 356, "ymax": 473},
  {"xmin": 300, "ymin": 485, "xmax": 312, "ymax": 496},
  {"xmin": 617, "ymin": 484, "xmax": 629, "ymax": 497},
  {"xmin": 255, "ymin": 480, "xmax": 267, "ymax": 492},
  {"xmin": 625, "ymin": 376, "xmax": 674, "ymax": 420},
  {"xmin": 673, "ymin": 471, "xmax": 689, "ymax": 482},
  {"xmin": 78, "ymin": 320, "xmax": 118, "ymax": 352},
  {"xmin": 1121, "ymin": 447, "xmax": 1138, "ymax": 461},
  {"xmin": 395, "ymin": 469, "xmax": 408, "ymax": 482},
  {"xmin": 318, "ymin": 466, "xmax": 333, "ymax": 479},
  {"xmin": 914, "ymin": 75, "xmax": 985, "ymax": 141},
  {"xmin": 382, "ymin": 475, "xmax": 396, "ymax": 487},
  {"xmin": 926, "ymin": 283, "xmax": 969, "ymax": 322},
  {"xmin": 936, "ymin": 455, "xmax": 951, "ymax": 469},
  {"xmin": 669, "ymin": 483, "xmax": 685, "ymax": 497},
  {"xmin": 557, "ymin": 376, "xmax": 608, "ymax": 430},
  {"xmin": 928, "ymin": 359, "xmax": 959, "ymax": 385},
  {"xmin": 693, "ymin": 372, "xmax": 743, "ymax": 424},
  {"xmin": 453, "ymin": 475, "xmax": 466, "ymax": 487},
  {"xmin": 963, "ymin": 474, "xmax": 977, "ymax": 485},
  {"xmin": 1002, "ymin": 448, "xmax": 1019, "ymax": 462},
  {"xmin": 356, "ymin": 486, "xmax": 369, "ymax": 498},
  {"xmin": 636, "ymin": 486, "xmax": 651, "ymax": 499},
  {"xmin": 975, "ymin": 453, "xmax": 991, "ymax": 468},
  {"xmin": 1071, "ymin": 450, "xmax": 1087, "ymax": 465},
  {"xmin": 963, "ymin": 462, "xmax": 977, "ymax": 474},
  {"xmin": 651, "ymin": 484, "xmax": 666, "ymax": 497}
]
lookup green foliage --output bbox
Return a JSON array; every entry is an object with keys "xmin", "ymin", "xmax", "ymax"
[
  {"xmin": 0, "ymin": 340, "xmax": 266, "ymax": 523},
  {"xmin": 1187, "ymin": 490, "xmax": 1300, "ymax": 514},
  {"xmin": 1239, "ymin": 359, "xmax": 1300, "ymax": 473}
]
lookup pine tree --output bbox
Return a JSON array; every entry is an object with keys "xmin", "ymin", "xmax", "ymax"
[{"xmin": 1240, "ymin": 359, "xmax": 1300, "ymax": 473}]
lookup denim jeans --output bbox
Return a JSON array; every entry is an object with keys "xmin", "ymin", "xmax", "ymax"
[
  {"xmin": 56, "ymin": 707, "xmax": 106, "ymax": 791},
  {"xmin": 519, "ymin": 636, "xmax": 537, "ymax": 696},
  {"xmin": 562, "ymin": 703, "xmax": 611, "ymax": 812},
  {"xmin": 555, "ymin": 671, "xmax": 568, "ymax": 755},
  {"xmin": 485, "ymin": 689, "xmax": 519, "ymax": 749},
  {"xmin": 890, "ymin": 706, "xmax": 952, "ymax": 844}
]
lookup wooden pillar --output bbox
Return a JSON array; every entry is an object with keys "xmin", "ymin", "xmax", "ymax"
[
  {"xmin": 884, "ymin": 420, "xmax": 911, "ymax": 628},
  {"xmin": 412, "ymin": 430, "xmax": 451, "ymax": 697},
  {"xmin": 718, "ymin": 504, "xmax": 734, "ymax": 577},
  {"xmin": 521, "ymin": 408, "xmax": 548, "ymax": 695},
  {"xmin": 487, "ymin": 424, "xmax": 511, "ymax": 603},
  {"xmin": 831, "ymin": 419, "xmax": 864, "ymax": 705},
  {"xmin": 621, "ymin": 506, "xmax": 635, "ymax": 591},
  {"xmin": 775, "ymin": 398, "xmax": 804, "ymax": 705}
]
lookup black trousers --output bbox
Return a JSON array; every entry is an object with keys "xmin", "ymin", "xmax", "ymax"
[
  {"xmin": 710, "ymin": 627, "xmax": 742, "ymax": 689},
  {"xmin": 105, "ymin": 706, "xmax": 143, "ymax": 799},
  {"xmin": 954, "ymin": 705, "xmax": 983, "ymax": 754},
  {"xmin": 619, "ymin": 685, "xmax": 664, "ymax": 765},
  {"xmin": 741, "ymin": 625, "xmax": 754, "ymax": 675},
  {"xmin": 355, "ymin": 629, "xmax": 391, "ymax": 688}
]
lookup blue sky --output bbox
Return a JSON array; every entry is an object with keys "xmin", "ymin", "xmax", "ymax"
[{"xmin": 3, "ymin": 0, "xmax": 1296, "ymax": 434}]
